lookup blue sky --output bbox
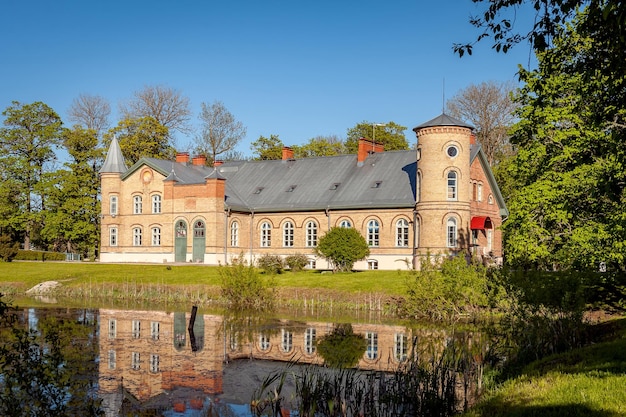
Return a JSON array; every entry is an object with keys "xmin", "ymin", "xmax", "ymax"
[{"xmin": 0, "ymin": 0, "xmax": 536, "ymax": 158}]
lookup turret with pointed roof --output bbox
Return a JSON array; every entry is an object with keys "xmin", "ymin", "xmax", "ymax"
[{"xmin": 100, "ymin": 136, "xmax": 128, "ymax": 174}]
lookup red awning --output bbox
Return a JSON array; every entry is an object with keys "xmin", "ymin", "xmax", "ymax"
[{"xmin": 471, "ymin": 216, "xmax": 493, "ymax": 230}]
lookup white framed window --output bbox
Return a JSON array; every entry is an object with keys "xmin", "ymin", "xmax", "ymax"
[
  {"xmin": 152, "ymin": 227, "xmax": 161, "ymax": 246},
  {"xmin": 152, "ymin": 194, "xmax": 161, "ymax": 213},
  {"xmin": 259, "ymin": 334, "xmax": 270, "ymax": 351},
  {"xmin": 396, "ymin": 219, "xmax": 409, "ymax": 247},
  {"xmin": 447, "ymin": 171, "xmax": 457, "ymax": 200},
  {"xmin": 109, "ymin": 227, "xmax": 117, "ymax": 246},
  {"xmin": 366, "ymin": 332, "xmax": 378, "ymax": 360},
  {"xmin": 307, "ymin": 259, "xmax": 316, "ymax": 269},
  {"xmin": 367, "ymin": 219, "xmax": 379, "ymax": 247},
  {"xmin": 304, "ymin": 327, "xmax": 316, "ymax": 354},
  {"xmin": 488, "ymin": 194, "xmax": 494, "ymax": 205},
  {"xmin": 477, "ymin": 183, "xmax": 483, "ymax": 202},
  {"xmin": 133, "ymin": 227, "xmax": 142, "ymax": 246},
  {"xmin": 339, "ymin": 219, "xmax": 352, "ymax": 228},
  {"xmin": 446, "ymin": 145, "xmax": 459, "ymax": 158},
  {"xmin": 131, "ymin": 352, "xmax": 141, "ymax": 370},
  {"xmin": 283, "ymin": 221, "xmax": 294, "ymax": 247},
  {"xmin": 109, "ymin": 195, "xmax": 118, "ymax": 216},
  {"xmin": 447, "ymin": 217, "xmax": 457, "ymax": 248},
  {"xmin": 306, "ymin": 221, "xmax": 318, "ymax": 247},
  {"xmin": 487, "ymin": 229, "xmax": 493, "ymax": 253},
  {"xmin": 150, "ymin": 354, "xmax": 159, "ymax": 373},
  {"xmin": 368, "ymin": 259, "xmax": 378, "ymax": 270},
  {"xmin": 281, "ymin": 329, "xmax": 293, "ymax": 353},
  {"xmin": 151, "ymin": 321, "xmax": 160, "ymax": 341},
  {"xmin": 261, "ymin": 222, "xmax": 271, "ymax": 247},
  {"xmin": 108, "ymin": 319, "xmax": 116, "ymax": 339},
  {"xmin": 133, "ymin": 195, "xmax": 142, "ymax": 214},
  {"xmin": 394, "ymin": 333, "xmax": 408, "ymax": 362},
  {"xmin": 108, "ymin": 350, "xmax": 116, "ymax": 370},
  {"xmin": 231, "ymin": 221, "xmax": 239, "ymax": 247},
  {"xmin": 131, "ymin": 320, "xmax": 141, "ymax": 339}
]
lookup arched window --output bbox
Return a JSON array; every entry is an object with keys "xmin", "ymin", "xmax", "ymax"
[
  {"xmin": 306, "ymin": 221, "xmax": 317, "ymax": 247},
  {"xmin": 133, "ymin": 227, "xmax": 142, "ymax": 246},
  {"xmin": 339, "ymin": 219, "xmax": 351, "ymax": 228},
  {"xmin": 366, "ymin": 332, "xmax": 378, "ymax": 360},
  {"xmin": 110, "ymin": 195, "xmax": 118, "ymax": 216},
  {"xmin": 151, "ymin": 227, "xmax": 161, "ymax": 246},
  {"xmin": 396, "ymin": 219, "xmax": 409, "ymax": 247},
  {"xmin": 304, "ymin": 328, "xmax": 316, "ymax": 354},
  {"xmin": 367, "ymin": 219, "xmax": 379, "ymax": 247},
  {"xmin": 394, "ymin": 333, "xmax": 408, "ymax": 362},
  {"xmin": 259, "ymin": 334, "xmax": 270, "ymax": 351},
  {"xmin": 477, "ymin": 183, "xmax": 483, "ymax": 202},
  {"xmin": 283, "ymin": 221, "xmax": 294, "ymax": 247},
  {"xmin": 447, "ymin": 171, "xmax": 457, "ymax": 200},
  {"xmin": 194, "ymin": 220, "xmax": 205, "ymax": 238},
  {"xmin": 261, "ymin": 222, "xmax": 271, "ymax": 247},
  {"xmin": 446, "ymin": 217, "xmax": 457, "ymax": 248},
  {"xmin": 230, "ymin": 221, "xmax": 239, "ymax": 247},
  {"xmin": 152, "ymin": 195, "xmax": 161, "ymax": 213},
  {"xmin": 133, "ymin": 195, "xmax": 143, "ymax": 214},
  {"xmin": 281, "ymin": 329, "xmax": 293, "ymax": 353}
]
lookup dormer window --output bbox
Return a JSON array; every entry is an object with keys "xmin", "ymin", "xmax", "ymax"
[
  {"xmin": 372, "ymin": 181, "xmax": 383, "ymax": 189},
  {"xmin": 286, "ymin": 185, "xmax": 297, "ymax": 192},
  {"xmin": 330, "ymin": 183, "xmax": 340, "ymax": 190},
  {"xmin": 254, "ymin": 187, "xmax": 264, "ymax": 194}
]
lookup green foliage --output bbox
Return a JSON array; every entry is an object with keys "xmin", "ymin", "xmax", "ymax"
[
  {"xmin": 0, "ymin": 235, "xmax": 19, "ymax": 262},
  {"xmin": 250, "ymin": 134, "xmax": 284, "ymax": 160},
  {"xmin": 403, "ymin": 255, "xmax": 490, "ymax": 321},
  {"xmin": 316, "ymin": 323, "xmax": 366, "ymax": 368},
  {"xmin": 285, "ymin": 253, "xmax": 309, "ymax": 272},
  {"xmin": 315, "ymin": 227, "xmax": 370, "ymax": 272},
  {"xmin": 219, "ymin": 257, "xmax": 276, "ymax": 310},
  {"xmin": 104, "ymin": 116, "xmax": 174, "ymax": 165},
  {"xmin": 15, "ymin": 250, "xmax": 66, "ymax": 261},
  {"xmin": 256, "ymin": 254, "xmax": 284, "ymax": 274},
  {"xmin": 344, "ymin": 120, "xmax": 409, "ymax": 153},
  {"xmin": 292, "ymin": 135, "xmax": 346, "ymax": 158}
]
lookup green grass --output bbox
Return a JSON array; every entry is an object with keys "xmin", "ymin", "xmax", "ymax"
[{"xmin": 464, "ymin": 318, "xmax": 626, "ymax": 417}]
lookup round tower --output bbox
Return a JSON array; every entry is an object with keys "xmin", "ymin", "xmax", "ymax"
[{"xmin": 413, "ymin": 114, "xmax": 473, "ymax": 259}]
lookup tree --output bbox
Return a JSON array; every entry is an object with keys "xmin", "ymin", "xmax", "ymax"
[
  {"xmin": 105, "ymin": 117, "xmax": 173, "ymax": 166},
  {"xmin": 251, "ymin": 134, "xmax": 284, "ymax": 160},
  {"xmin": 193, "ymin": 101, "xmax": 247, "ymax": 165},
  {"xmin": 316, "ymin": 324, "xmax": 366, "ymax": 368},
  {"xmin": 0, "ymin": 101, "xmax": 63, "ymax": 251},
  {"xmin": 293, "ymin": 135, "xmax": 346, "ymax": 158},
  {"xmin": 446, "ymin": 81, "xmax": 518, "ymax": 166},
  {"xmin": 67, "ymin": 94, "xmax": 111, "ymax": 136},
  {"xmin": 119, "ymin": 85, "xmax": 192, "ymax": 136},
  {"xmin": 344, "ymin": 121, "xmax": 408, "ymax": 153},
  {"xmin": 315, "ymin": 227, "xmax": 370, "ymax": 272}
]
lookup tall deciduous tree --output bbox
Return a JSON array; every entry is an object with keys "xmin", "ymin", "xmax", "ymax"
[
  {"xmin": 193, "ymin": 101, "xmax": 246, "ymax": 165},
  {"xmin": 0, "ymin": 101, "xmax": 63, "ymax": 250},
  {"xmin": 447, "ymin": 81, "xmax": 518, "ymax": 166},
  {"xmin": 67, "ymin": 94, "xmax": 111, "ymax": 137},
  {"xmin": 105, "ymin": 117, "xmax": 173, "ymax": 166},
  {"xmin": 344, "ymin": 121, "xmax": 408, "ymax": 153},
  {"xmin": 293, "ymin": 135, "xmax": 346, "ymax": 158},
  {"xmin": 251, "ymin": 134, "xmax": 284, "ymax": 160}
]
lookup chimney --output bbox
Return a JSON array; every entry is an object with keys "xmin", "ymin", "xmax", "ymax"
[
  {"xmin": 176, "ymin": 152, "xmax": 189, "ymax": 164},
  {"xmin": 282, "ymin": 146, "xmax": 294, "ymax": 160},
  {"xmin": 470, "ymin": 133, "xmax": 477, "ymax": 145},
  {"xmin": 357, "ymin": 138, "xmax": 384, "ymax": 165},
  {"xmin": 192, "ymin": 155, "xmax": 207, "ymax": 166},
  {"xmin": 214, "ymin": 160, "xmax": 224, "ymax": 167}
]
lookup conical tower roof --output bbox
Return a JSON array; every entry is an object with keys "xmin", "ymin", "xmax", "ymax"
[
  {"xmin": 413, "ymin": 113, "xmax": 474, "ymax": 131},
  {"xmin": 100, "ymin": 136, "xmax": 128, "ymax": 174}
]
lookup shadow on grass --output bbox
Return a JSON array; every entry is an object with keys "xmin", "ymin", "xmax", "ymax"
[{"xmin": 471, "ymin": 403, "xmax": 621, "ymax": 417}]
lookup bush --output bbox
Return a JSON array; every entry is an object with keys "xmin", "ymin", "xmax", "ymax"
[
  {"xmin": 285, "ymin": 253, "xmax": 309, "ymax": 272},
  {"xmin": 315, "ymin": 227, "xmax": 370, "ymax": 272},
  {"xmin": 15, "ymin": 250, "xmax": 66, "ymax": 261},
  {"xmin": 220, "ymin": 257, "xmax": 276, "ymax": 310},
  {"xmin": 0, "ymin": 235, "xmax": 19, "ymax": 262},
  {"xmin": 257, "ymin": 254, "xmax": 284, "ymax": 274}
]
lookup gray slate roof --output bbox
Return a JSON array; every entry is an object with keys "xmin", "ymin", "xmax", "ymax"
[
  {"xmin": 413, "ymin": 113, "xmax": 474, "ymax": 130},
  {"xmin": 100, "ymin": 136, "xmax": 128, "ymax": 173}
]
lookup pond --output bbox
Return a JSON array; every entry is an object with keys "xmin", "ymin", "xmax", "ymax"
[{"xmin": 5, "ymin": 303, "xmax": 484, "ymax": 416}]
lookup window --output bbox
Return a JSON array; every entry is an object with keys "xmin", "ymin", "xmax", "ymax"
[
  {"xmin": 372, "ymin": 181, "xmax": 382, "ymax": 188},
  {"xmin": 286, "ymin": 185, "xmax": 297, "ymax": 192},
  {"xmin": 330, "ymin": 183, "xmax": 340, "ymax": 190},
  {"xmin": 281, "ymin": 329, "xmax": 293, "ymax": 353},
  {"xmin": 110, "ymin": 195, "xmax": 118, "ymax": 216},
  {"xmin": 131, "ymin": 352, "xmax": 141, "ymax": 370},
  {"xmin": 176, "ymin": 221, "xmax": 187, "ymax": 237},
  {"xmin": 133, "ymin": 227, "xmax": 142, "ymax": 246},
  {"xmin": 259, "ymin": 334, "xmax": 270, "ymax": 351},
  {"xmin": 131, "ymin": 320, "xmax": 141, "ymax": 339},
  {"xmin": 488, "ymin": 195, "xmax": 494, "ymax": 205},
  {"xmin": 487, "ymin": 229, "xmax": 493, "ymax": 253},
  {"xmin": 447, "ymin": 171, "xmax": 457, "ymax": 200},
  {"xmin": 366, "ymin": 332, "xmax": 378, "ymax": 360},
  {"xmin": 109, "ymin": 227, "xmax": 117, "ymax": 246},
  {"xmin": 394, "ymin": 333, "xmax": 408, "ymax": 361},
  {"xmin": 368, "ymin": 259, "xmax": 378, "ymax": 270},
  {"xmin": 367, "ymin": 219, "xmax": 379, "ymax": 247},
  {"xmin": 339, "ymin": 219, "xmax": 351, "ymax": 228},
  {"xmin": 108, "ymin": 319, "xmax": 116, "ymax": 339},
  {"xmin": 306, "ymin": 221, "xmax": 318, "ymax": 247},
  {"xmin": 194, "ymin": 220, "xmax": 205, "ymax": 237},
  {"xmin": 447, "ymin": 145, "xmax": 458, "ymax": 158},
  {"xmin": 133, "ymin": 195, "xmax": 142, "ymax": 214},
  {"xmin": 472, "ymin": 182, "xmax": 477, "ymax": 200},
  {"xmin": 108, "ymin": 350, "xmax": 116, "ymax": 370},
  {"xmin": 261, "ymin": 222, "xmax": 271, "ymax": 247},
  {"xmin": 304, "ymin": 328, "xmax": 316, "ymax": 354},
  {"xmin": 151, "ymin": 321, "xmax": 160, "ymax": 341},
  {"xmin": 231, "ymin": 221, "xmax": 239, "ymax": 247},
  {"xmin": 283, "ymin": 221, "xmax": 294, "ymax": 247},
  {"xmin": 150, "ymin": 354, "xmax": 160, "ymax": 373},
  {"xmin": 152, "ymin": 227, "xmax": 161, "ymax": 246},
  {"xmin": 447, "ymin": 217, "xmax": 457, "ymax": 248},
  {"xmin": 307, "ymin": 259, "xmax": 316, "ymax": 269},
  {"xmin": 152, "ymin": 195, "xmax": 161, "ymax": 213},
  {"xmin": 396, "ymin": 219, "xmax": 409, "ymax": 247},
  {"xmin": 477, "ymin": 183, "xmax": 483, "ymax": 202}
]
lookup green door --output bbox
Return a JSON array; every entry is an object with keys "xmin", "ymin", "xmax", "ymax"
[
  {"xmin": 193, "ymin": 220, "xmax": 206, "ymax": 263},
  {"xmin": 175, "ymin": 220, "xmax": 187, "ymax": 262}
]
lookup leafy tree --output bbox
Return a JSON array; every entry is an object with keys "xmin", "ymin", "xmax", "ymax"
[
  {"xmin": 446, "ymin": 81, "xmax": 518, "ymax": 166},
  {"xmin": 104, "ymin": 116, "xmax": 174, "ymax": 165},
  {"xmin": 219, "ymin": 256, "xmax": 276, "ymax": 311},
  {"xmin": 345, "ymin": 121, "xmax": 408, "ymax": 153},
  {"xmin": 315, "ymin": 227, "xmax": 370, "ymax": 272},
  {"xmin": 0, "ymin": 101, "xmax": 63, "ymax": 251},
  {"xmin": 67, "ymin": 94, "xmax": 111, "ymax": 137},
  {"xmin": 193, "ymin": 101, "xmax": 247, "ymax": 165},
  {"xmin": 0, "ymin": 235, "xmax": 19, "ymax": 262},
  {"xmin": 316, "ymin": 324, "xmax": 366, "ymax": 368},
  {"xmin": 293, "ymin": 135, "xmax": 346, "ymax": 158},
  {"xmin": 251, "ymin": 134, "xmax": 284, "ymax": 160}
]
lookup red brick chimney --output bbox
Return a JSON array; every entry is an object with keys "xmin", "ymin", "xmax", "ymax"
[
  {"xmin": 176, "ymin": 152, "xmax": 189, "ymax": 164},
  {"xmin": 192, "ymin": 155, "xmax": 207, "ymax": 166},
  {"xmin": 282, "ymin": 146, "xmax": 294, "ymax": 160},
  {"xmin": 357, "ymin": 138, "xmax": 384, "ymax": 164},
  {"xmin": 214, "ymin": 160, "xmax": 224, "ymax": 167},
  {"xmin": 470, "ymin": 133, "xmax": 477, "ymax": 145}
]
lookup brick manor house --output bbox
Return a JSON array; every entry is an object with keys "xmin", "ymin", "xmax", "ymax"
[{"xmin": 99, "ymin": 113, "xmax": 508, "ymax": 270}]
